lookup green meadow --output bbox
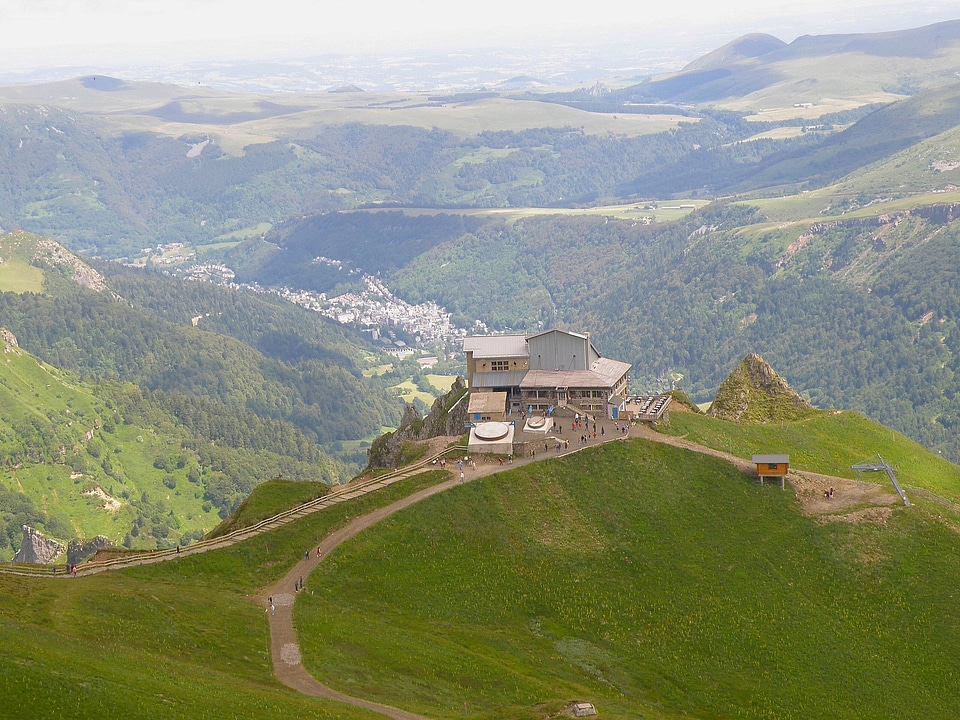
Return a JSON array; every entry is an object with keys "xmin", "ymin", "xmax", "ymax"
[
  {"xmin": 0, "ymin": 260, "xmax": 44, "ymax": 293},
  {"xmin": 655, "ymin": 409, "xmax": 960, "ymax": 499},
  {"xmin": 5, "ymin": 415, "xmax": 960, "ymax": 719},
  {"xmin": 293, "ymin": 437, "xmax": 960, "ymax": 720},
  {"xmin": 0, "ymin": 471, "xmax": 446, "ymax": 720}
]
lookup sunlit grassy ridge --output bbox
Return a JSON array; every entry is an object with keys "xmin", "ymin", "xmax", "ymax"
[
  {"xmin": 206, "ymin": 478, "xmax": 329, "ymax": 539},
  {"xmin": 296, "ymin": 438, "xmax": 960, "ymax": 720},
  {"xmin": 656, "ymin": 409, "xmax": 960, "ymax": 498},
  {"xmin": 3, "ymin": 417, "xmax": 960, "ymax": 719},
  {"xmin": 0, "ymin": 471, "xmax": 447, "ymax": 720}
]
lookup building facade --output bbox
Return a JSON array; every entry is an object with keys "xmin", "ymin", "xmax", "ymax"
[{"xmin": 463, "ymin": 329, "xmax": 630, "ymax": 418}]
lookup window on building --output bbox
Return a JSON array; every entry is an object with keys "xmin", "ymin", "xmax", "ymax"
[
  {"xmin": 490, "ymin": 360, "xmax": 510, "ymax": 372},
  {"xmin": 767, "ymin": 463, "xmax": 781, "ymax": 471}
]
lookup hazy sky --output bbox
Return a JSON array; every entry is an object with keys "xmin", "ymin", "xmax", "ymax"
[{"xmin": 2, "ymin": 0, "xmax": 958, "ymax": 72}]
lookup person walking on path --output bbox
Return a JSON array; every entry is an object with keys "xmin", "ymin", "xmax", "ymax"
[{"xmin": 459, "ymin": 471, "xmax": 465, "ymax": 483}]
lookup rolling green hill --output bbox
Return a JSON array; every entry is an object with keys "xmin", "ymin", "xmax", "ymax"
[
  {"xmin": 0, "ymin": 231, "xmax": 412, "ymax": 558},
  {"xmin": 629, "ymin": 19, "xmax": 960, "ymax": 109},
  {"xmin": 0, "ymin": 470, "xmax": 443, "ymax": 720},
  {"xmin": 299, "ymin": 444, "xmax": 960, "ymax": 719},
  {"xmin": 5, "ymin": 407, "xmax": 959, "ymax": 719}
]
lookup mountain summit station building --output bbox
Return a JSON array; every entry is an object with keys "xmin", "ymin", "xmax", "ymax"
[{"xmin": 463, "ymin": 329, "xmax": 631, "ymax": 420}]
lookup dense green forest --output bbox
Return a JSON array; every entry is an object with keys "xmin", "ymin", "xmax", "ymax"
[
  {"xmin": 0, "ymin": 99, "xmax": 871, "ymax": 259},
  {"xmin": 0, "ymin": 231, "xmax": 413, "ymax": 553},
  {"xmin": 0, "ymin": 278, "xmax": 401, "ymax": 445},
  {"xmin": 246, "ymin": 200, "xmax": 960, "ymax": 463},
  {"xmin": 0, "ymin": 341, "xmax": 344, "ymax": 557}
]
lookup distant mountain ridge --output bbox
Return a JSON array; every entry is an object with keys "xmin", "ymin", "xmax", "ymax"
[{"xmin": 632, "ymin": 18, "xmax": 960, "ymax": 103}]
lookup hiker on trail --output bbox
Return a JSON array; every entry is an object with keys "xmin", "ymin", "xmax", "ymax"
[
  {"xmin": 317, "ymin": 546, "xmax": 322, "ymax": 558},
  {"xmin": 270, "ymin": 603, "xmax": 275, "ymax": 616},
  {"xmin": 460, "ymin": 471, "xmax": 465, "ymax": 483},
  {"xmin": 305, "ymin": 550, "xmax": 309, "ymax": 561}
]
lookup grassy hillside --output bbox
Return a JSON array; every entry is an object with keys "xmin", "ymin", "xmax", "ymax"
[
  {"xmin": 0, "ymin": 342, "xmax": 222, "ymax": 557},
  {"xmin": 730, "ymin": 83, "xmax": 960, "ymax": 192},
  {"xmin": 0, "ymin": 231, "xmax": 414, "ymax": 557},
  {"xmin": 295, "ymin": 437, "xmax": 960, "ymax": 719},
  {"xmin": 3, "ymin": 411, "xmax": 960, "ymax": 718},
  {"xmin": 656, "ymin": 408, "xmax": 960, "ymax": 498},
  {"xmin": 0, "ymin": 470, "xmax": 447, "ymax": 720}
]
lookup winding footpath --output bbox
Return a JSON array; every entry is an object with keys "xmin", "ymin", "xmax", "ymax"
[
  {"xmin": 261, "ymin": 477, "xmax": 460, "ymax": 719},
  {"xmin": 256, "ymin": 425, "xmax": 756, "ymax": 719},
  {"xmin": 2, "ymin": 421, "xmax": 877, "ymax": 718}
]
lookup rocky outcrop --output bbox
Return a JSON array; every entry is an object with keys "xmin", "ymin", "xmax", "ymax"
[
  {"xmin": 709, "ymin": 353, "xmax": 813, "ymax": 423},
  {"xmin": 12, "ymin": 525, "xmax": 65, "ymax": 564},
  {"xmin": 33, "ymin": 237, "xmax": 109, "ymax": 292},
  {"xmin": 366, "ymin": 377, "xmax": 470, "ymax": 469},
  {"xmin": 67, "ymin": 535, "xmax": 113, "ymax": 566},
  {"xmin": 1, "ymin": 327, "xmax": 19, "ymax": 354}
]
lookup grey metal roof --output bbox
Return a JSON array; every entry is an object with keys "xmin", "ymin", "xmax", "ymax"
[
  {"xmin": 752, "ymin": 454, "xmax": 789, "ymax": 464},
  {"xmin": 463, "ymin": 334, "xmax": 528, "ymax": 358},
  {"xmin": 521, "ymin": 368, "xmax": 616, "ymax": 389},
  {"xmin": 471, "ymin": 370, "xmax": 528, "ymax": 389},
  {"xmin": 590, "ymin": 357, "xmax": 631, "ymax": 385}
]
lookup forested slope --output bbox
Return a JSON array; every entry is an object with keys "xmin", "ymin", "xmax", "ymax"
[
  {"xmin": 249, "ymin": 200, "xmax": 960, "ymax": 464},
  {"xmin": 0, "ymin": 232, "xmax": 406, "ymax": 556}
]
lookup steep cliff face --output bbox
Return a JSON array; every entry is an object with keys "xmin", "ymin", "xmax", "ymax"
[
  {"xmin": 709, "ymin": 353, "xmax": 814, "ymax": 423},
  {"xmin": 1, "ymin": 327, "xmax": 19, "ymax": 352},
  {"xmin": 12, "ymin": 525, "xmax": 65, "ymax": 564},
  {"xmin": 366, "ymin": 377, "xmax": 469, "ymax": 469},
  {"xmin": 67, "ymin": 535, "xmax": 113, "ymax": 566}
]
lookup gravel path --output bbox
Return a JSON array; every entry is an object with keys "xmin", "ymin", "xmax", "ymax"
[
  {"xmin": 260, "ymin": 477, "xmax": 459, "ymax": 719},
  {"xmin": 254, "ymin": 424, "xmax": 757, "ymax": 719},
  {"xmin": 5, "ymin": 419, "xmax": 870, "ymax": 718}
]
